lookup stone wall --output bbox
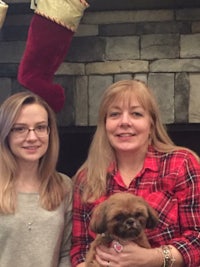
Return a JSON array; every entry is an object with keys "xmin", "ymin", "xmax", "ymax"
[{"xmin": 1, "ymin": 1, "xmax": 200, "ymax": 126}]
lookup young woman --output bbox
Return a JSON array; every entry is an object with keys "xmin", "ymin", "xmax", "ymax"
[
  {"xmin": 0, "ymin": 92, "xmax": 72, "ymax": 267},
  {"xmin": 70, "ymin": 80, "xmax": 200, "ymax": 267}
]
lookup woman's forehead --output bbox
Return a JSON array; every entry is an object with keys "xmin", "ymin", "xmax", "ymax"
[{"xmin": 108, "ymin": 93, "xmax": 143, "ymax": 108}]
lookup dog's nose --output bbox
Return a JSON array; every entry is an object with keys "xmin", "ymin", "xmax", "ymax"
[{"xmin": 125, "ymin": 218, "xmax": 135, "ymax": 226}]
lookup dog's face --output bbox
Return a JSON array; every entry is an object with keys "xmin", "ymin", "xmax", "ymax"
[{"xmin": 90, "ymin": 192, "xmax": 158, "ymax": 241}]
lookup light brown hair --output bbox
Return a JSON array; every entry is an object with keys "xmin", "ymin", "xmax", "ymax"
[
  {"xmin": 74, "ymin": 80, "xmax": 199, "ymax": 202},
  {"xmin": 0, "ymin": 92, "xmax": 68, "ymax": 213}
]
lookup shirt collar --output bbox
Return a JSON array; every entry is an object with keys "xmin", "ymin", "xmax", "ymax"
[{"xmin": 108, "ymin": 146, "xmax": 159, "ymax": 186}]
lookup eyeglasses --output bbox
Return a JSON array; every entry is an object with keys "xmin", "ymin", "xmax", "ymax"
[{"xmin": 10, "ymin": 125, "xmax": 50, "ymax": 138}]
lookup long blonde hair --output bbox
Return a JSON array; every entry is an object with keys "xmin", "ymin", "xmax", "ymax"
[
  {"xmin": 0, "ymin": 92, "xmax": 67, "ymax": 213},
  {"xmin": 74, "ymin": 79, "xmax": 198, "ymax": 202}
]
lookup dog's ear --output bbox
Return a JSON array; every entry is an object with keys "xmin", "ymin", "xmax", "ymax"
[
  {"xmin": 146, "ymin": 204, "xmax": 159, "ymax": 229},
  {"xmin": 89, "ymin": 201, "xmax": 108, "ymax": 234}
]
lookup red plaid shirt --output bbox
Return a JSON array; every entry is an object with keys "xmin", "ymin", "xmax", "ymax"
[{"xmin": 70, "ymin": 146, "xmax": 200, "ymax": 267}]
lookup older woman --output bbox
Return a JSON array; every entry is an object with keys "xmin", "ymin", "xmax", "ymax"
[{"xmin": 70, "ymin": 80, "xmax": 200, "ymax": 267}]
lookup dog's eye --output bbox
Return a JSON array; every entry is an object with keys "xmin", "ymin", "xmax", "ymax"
[
  {"xmin": 114, "ymin": 214, "xmax": 125, "ymax": 221},
  {"xmin": 134, "ymin": 212, "xmax": 143, "ymax": 218}
]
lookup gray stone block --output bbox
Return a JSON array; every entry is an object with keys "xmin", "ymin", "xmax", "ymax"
[
  {"xmin": 0, "ymin": 78, "xmax": 12, "ymax": 104},
  {"xmin": 189, "ymin": 74, "xmax": 200, "ymax": 122},
  {"xmin": 5, "ymin": 14, "xmax": 32, "ymax": 26},
  {"xmin": 181, "ymin": 33, "xmax": 200, "ymax": 58},
  {"xmin": 66, "ymin": 37, "xmax": 106, "ymax": 62},
  {"xmin": 176, "ymin": 8, "xmax": 200, "ymax": 21},
  {"xmin": 141, "ymin": 34, "xmax": 179, "ymax": 60},
  {"xmin": 114, "ymin": 74, "xmax": 133, "ymax": 82},
  {"xmin": 88, "ymin": 75, "xmax": 113, "ymax": 125},
  {"xmin": 1, "ymin": 25, "xmax": 29, "ymax": 41},
  {"xmin": 75, "ymin": 76, "xmax": 88, "ymax": 126},
  {"xmin": 99, "ymin": 22, "xmax": 190, "ymax": 36},
  {"xmin": 105, "ymin": 36, "xmax": 139, "ymax": 60},
  {"xmin": 150, "ymin": 59, "xmax": 200, "ymax": 72},
  {"xmin": 99, "ymin": 23, "xmax": 137, "ymax": 36},
  {"xmin": 56, "ymin": 76, "xmax": 76, "ymax": 126},
  {"xmin": 82, "ymin": 10, "xmax": 173, "ymax": 24},
  {"xmin": 175, "ymin": 73, "xmax": 189, "ymax": 122},
  {"xmin": 192, "ymin": 22, "xmax": 200, "ymax": 33},
  {"xmin": 148, "ymin": 73, "xmax": 174, "ymax": 124},
  {"xmin": 0, "ymin": 41, "xmax": 25, "ymax": 63},
  {"xmin": 134, "ymin": 73, "xmax": 147, "ymax": 84},
  {"xmin": 75, "ymin": 24, "xmax": 98, "ymax": 37},
  {"xmin": 56, "ymin": 63, "xmax": 85, "ymax": 76},
  {"xmin": 135, "ymin": 21, "xmax": 191, "ymax": 35},
  {"xmin": 86, "ymin": 60, "xmax": 149, "ymax": 75},
  {"xmin": 0, "ymin": 63, "xmax": 18, "ymax": 77}
]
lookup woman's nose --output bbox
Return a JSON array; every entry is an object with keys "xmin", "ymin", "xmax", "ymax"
[
  {"xmin": 25, "ymin": 129, "xmax": 38, "ymax": 139},
  {"xmin": 120, "ymin": 112, "xmax": 131, "ymax": 125}
]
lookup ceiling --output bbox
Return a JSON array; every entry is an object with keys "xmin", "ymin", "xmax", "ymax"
[{"xmin": 87, "ymin": 0, "xmax": 200, "ymax": 11}]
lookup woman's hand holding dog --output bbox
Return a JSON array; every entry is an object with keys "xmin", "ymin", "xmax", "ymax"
[
  {"xmin": 95, "ymin": 241, "xmax": 184, "ymax": 267},
  {"xmin": 95, "ymin": 241, "xmax": 163, "ymax": 267}
]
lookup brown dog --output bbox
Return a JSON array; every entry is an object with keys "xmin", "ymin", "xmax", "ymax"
[{"xmin": 85, "ymin": 192, "xmax": 158, "ymax": 267}]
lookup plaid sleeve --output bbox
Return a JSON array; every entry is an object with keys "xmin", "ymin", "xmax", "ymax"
[
  {"xmin": 169, "ymin": 151, "xmax": 200, "ymax": 266},
  {"xmin": 143, "ymin": 149, "xmax": 200, "ymax": 266}
]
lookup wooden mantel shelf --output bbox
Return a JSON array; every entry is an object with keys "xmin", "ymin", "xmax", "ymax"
[
  {"xmin": 87, "ymin": 0, "xmax": 200, "ymax": 11},
  {"xmin": 6, "ymin": 0, "xmax": 200, "ymax": 12}
]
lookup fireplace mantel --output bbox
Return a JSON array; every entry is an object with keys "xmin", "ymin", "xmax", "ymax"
[{"xmin": 87, "ymin": 0, "xmax": 200, "ymax": 11}]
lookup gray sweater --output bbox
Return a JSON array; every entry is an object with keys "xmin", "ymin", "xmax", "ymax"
[{"xmin": 0, "ymin": 174, "xmax": 72, "ymax": 267}]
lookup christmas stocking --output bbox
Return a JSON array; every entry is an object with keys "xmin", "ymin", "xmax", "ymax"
[{"xmin": 18, "ymin": 0, "xmax": 89, "ymax": 112}]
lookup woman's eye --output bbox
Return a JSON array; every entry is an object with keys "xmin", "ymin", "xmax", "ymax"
[
  {"xmin": 108, "ymin": 112, "xmax": 120, "ymax": 117},
  {"xmin": 132, "ymin": 112, "xmax": 143, "ymax": 117},
  {"xmin": 12, "ymin": 126, "xmax": 27, "ymax": 133},
  {"xmin": 36, "ymin": 125, "xmax": 48, "ymax": 132}
]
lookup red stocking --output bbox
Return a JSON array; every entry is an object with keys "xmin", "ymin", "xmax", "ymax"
[
  {"xmin": 18, "ymin": 14, "xmax": 73, "ymax": 112},
  {"xmin": 18, "ymin": 0, "xmax": 89, "ymax": 112}
]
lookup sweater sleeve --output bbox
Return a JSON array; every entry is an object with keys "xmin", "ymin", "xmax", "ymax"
[{"xmin": 59, "ymin": 174, "xmax": 73, "ymax": 267}]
